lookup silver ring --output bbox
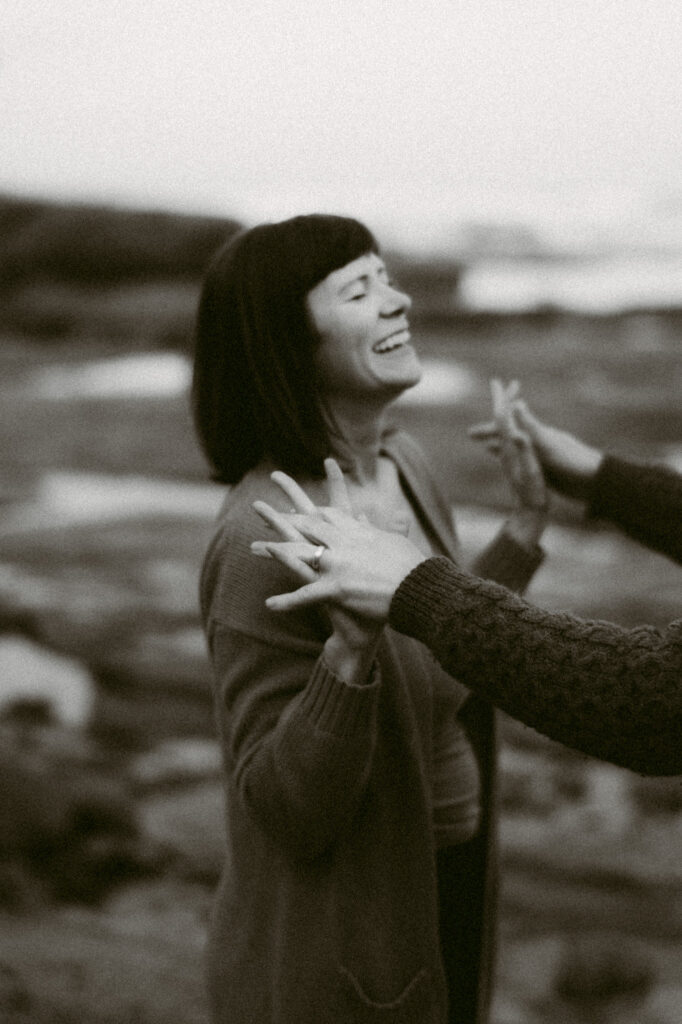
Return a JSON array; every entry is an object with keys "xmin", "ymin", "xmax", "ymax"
[{"xmin": 310, "ymin": 544, "xmax": 326, "ymax": 573}]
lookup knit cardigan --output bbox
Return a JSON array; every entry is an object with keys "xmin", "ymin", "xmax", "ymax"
[
  {"xmin": 390, "ymin": 456, "xmax": 681, "ymax": 777},
  {"xmin": 199, "ymin": 430, "xmax": 543, "ymax": 1024}
]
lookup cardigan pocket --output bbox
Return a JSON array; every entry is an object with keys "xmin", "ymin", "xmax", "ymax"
[{"xmin": 332, "ymin": 963, "xmax": 437, "ymax": 1023}]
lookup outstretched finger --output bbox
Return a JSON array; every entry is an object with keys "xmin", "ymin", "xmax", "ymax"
[
  {"xmin": 467, "ymin": 421, "xmax": 498, "ymax": 440},
  {"xmin": 253, "ymin": 501, "xmax": 305, "ymax": 541},
  {"xmin": 491, "ymin": 379, "xmax": 516, "ymax": 439},
  {"xmin": 512, "ymin": 399, "xmax": 541, "ymax": 437},
  {"xmin": 506, "ymin": 379, "xmax": 521, "ymax": 402},
  {"xmin": 490, "ymin": 378, "xmax": 504, "ymax": 420},
  {"xmin": 253, "ymin": 540, "xmax": 317, "ymax": 582},
  {"xmin": 494, "ymin": 379, "xmax": 530, "ymax": 448},
  {"xmin": 266, "ymin": 580, "xmax": 335, "ymax": 612},
  {"xmin": 324, "ymin": 458, "xmax": 353, "ymax": 513},
  {"xmin": 270, "ymin": 471, "xmax": 317, "ymax": 514},
  {"xmin": 282, "ymin": 513, "xmax": 336, "ymax": 547}
]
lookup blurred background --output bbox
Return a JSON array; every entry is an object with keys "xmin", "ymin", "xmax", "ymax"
[{"xmin": 1, "ymin": 2, "xmax": 681, "ymax": 1022}]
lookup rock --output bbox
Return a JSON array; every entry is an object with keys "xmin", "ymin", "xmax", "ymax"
[
  {"xmin": 0, "ymin": 742, "xmax": 164, "ymax": 907},
  {"xmin": 554, "ymin": 934, "xmax": 655, "ymax": 1003},
  {"xmin": 0, "ymin": 634, "xmax": 95, "ymax": 727},
  {"xmin": 104, "ymin": 878, "xmax": 211, "ymax": 948},
  {"xmin": 100, "ymin": 627, "xmax": 210, "ymax": 695},
  {"xmin": 499, "ymin": 746, "xmax": 563, "ymax": 816},
  {"xmin": 630, "ymin": 775, "xmax": 682, "ymax": 817},
  {"xmin": 0, "ymin": 861, "xmax": 47, "ymax": 914},
  {"xmin": 579, "ymin": 764, "xmax": 633, "ymax": 836},
  {"xmin": 0, "ymin": 962, "xmax": 33, "ymax": 1019},
  {"xmin": 0, "ymin": 905, "xmax": 209, "ymax": 1024},
  {"xmin": 645, "ymin": 983, "xmax": 682, "ymax": 1022},
  {"xmin": 497, "ymin": 933, "xmax": 564, "ymax": 1005},
  {"xmin": 489, "ymin": 993, "xmax": 541, "ymax": 1024},
  {"xmin": 139, "ymin": 781, "xmax": 225, "ymax": 884}
]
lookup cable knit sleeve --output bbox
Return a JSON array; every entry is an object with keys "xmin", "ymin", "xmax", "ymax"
[
  {"xmin": 589, "ymin": 456, "xmax": 682, "ymax": 564},
  {"xmin": 390, "ymin": 557, "xmax": 682, "ymax": 776}
]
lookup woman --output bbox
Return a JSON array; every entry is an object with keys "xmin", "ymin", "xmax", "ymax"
[
  {"xmin": 192, "ymin": 214, "xmax": 547, "ymax": 1024},
  {"xmin": 253, "ymin": 405, "xmax": 681, "ymax": 776}
]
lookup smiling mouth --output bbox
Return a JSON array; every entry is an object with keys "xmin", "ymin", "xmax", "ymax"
[{"xmin": 373, "ymin": 328, "xmax": 411, "ymax": 354}]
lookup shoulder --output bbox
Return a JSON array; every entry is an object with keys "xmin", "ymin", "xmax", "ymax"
[{"xmin": 200, "ymin": 464, "xmax": 329, "ymax": 646}]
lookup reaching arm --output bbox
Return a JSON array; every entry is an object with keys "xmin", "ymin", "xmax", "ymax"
[
  {"xmin": 587, "ymin": 455, "xmax": 682, "ymax": 564},
  {"xmin": 472, "ymin": 396, "xmax": 681, "ymax": 563},
  {"xmin": 252, "ymin": 459, "xmax": 681, "ymax": 777},
  {"xmin": 390, "ymin": 557, "xmax": 682, "ymax": 776},
  {"xmin": 515, "ymin": 401, "xmax": 682, "ymax": 562}
]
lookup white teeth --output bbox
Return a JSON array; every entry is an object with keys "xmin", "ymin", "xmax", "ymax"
[
  {"xmin": 374, "ymin": 339, "xmax": 404, "ymax": 354},
  {"xmin": 373, "ymin": 329, "xmax": 410, "ymax": 354}
]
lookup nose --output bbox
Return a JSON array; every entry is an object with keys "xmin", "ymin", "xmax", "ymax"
[{"xmin": 380, "ymin": 281, "xmax": 412, "ymax": 316}]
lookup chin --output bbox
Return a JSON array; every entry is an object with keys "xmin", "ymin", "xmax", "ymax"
[
  {"xmin": 396, "ymin": 355, "xmax": 424, "ymax": 390},
  {"xmin": 383, "ymin": 369, "xmax": 423, "ymax": 399},
  {"xmin": 366, "ymin": 347, "xmax": 423, "ymax": 400}
]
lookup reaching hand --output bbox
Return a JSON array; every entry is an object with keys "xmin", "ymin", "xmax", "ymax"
[
  {"xmin": 469, "ymin": 380, "xmax": 548, "ymax": 546},
  {"xmin": 513, "ymin": 402, "xmax": 603, "ymax": 501},
  {"xmin": 252, "ymin": 459, "xmax": 426, "ymax": 621}
]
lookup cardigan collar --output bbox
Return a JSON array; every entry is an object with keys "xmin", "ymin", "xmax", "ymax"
[{"xmin": 380, "ymin": 428, "xmax": 460, "ymax": 561}]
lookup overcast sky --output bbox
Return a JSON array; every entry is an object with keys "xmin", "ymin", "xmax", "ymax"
[{"xmin": 2, "ymin": 1, "xmax": 681, "ymax": 243}]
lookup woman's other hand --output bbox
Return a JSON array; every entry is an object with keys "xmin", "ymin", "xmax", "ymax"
[
  {"xmin": 469, "ymin": 379, "xmax": 548, "ymax": 546},
  {"xmin": 252, "ymin": 459, "xmax": 426, "ymax": 622}
]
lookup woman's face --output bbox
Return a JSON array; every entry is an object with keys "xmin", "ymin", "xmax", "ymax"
[{"xmin": 306, "ymin": 252, "xmax": 421, "ymax": 400}]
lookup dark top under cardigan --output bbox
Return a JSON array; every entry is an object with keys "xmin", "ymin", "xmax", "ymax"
[
  {"xmin": 199, "ymin": 429, "xmax": 543, "ymax": 1024},
  {"xmin": 390, "ymin": 456, "xmax": 681, "ymax": 776}
]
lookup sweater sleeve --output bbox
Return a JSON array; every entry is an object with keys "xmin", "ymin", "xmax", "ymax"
[
  {"xmin": 589, "ymin": 456, "xmax": 682, "ymax": 564},
  {"xmin": 202, "ymin": 504, "xmax": 381, "ymax": 862},
  {"xmin": 389, "ymin": 557, "xmax": 682, "ymax": 776},
  {"xmin": 209, "ymin": 625, "xmax": 380, "ymax": 861}
]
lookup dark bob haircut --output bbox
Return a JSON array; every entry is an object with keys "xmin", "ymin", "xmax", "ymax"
[{"xmin": 191, "ymin": 214, "xmax": 378, "ymax": 484}]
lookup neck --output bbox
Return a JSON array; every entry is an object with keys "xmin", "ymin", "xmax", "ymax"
[{"xmin": 320, "ymin": 394, "xmax": 391, "ymax": 483}]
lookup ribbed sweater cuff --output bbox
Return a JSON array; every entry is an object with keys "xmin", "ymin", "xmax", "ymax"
[
  {"xmin": 390, "ymin": 557, "xmax": 470, "ymax": 644},
  {"xmin": 298, "ymin": 655, "xmax": 381, "ymax": 738},
  {"xmin": 472, "ymin": 529, "xmax": 544, "ymax": 592}
]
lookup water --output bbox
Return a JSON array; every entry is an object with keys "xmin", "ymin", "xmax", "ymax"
[
  {"xmin": 459, "ymin": 254, "xmax": 682, "ymax": 314},
  {"xmin": 32, "ymin": 353, "xmax": 191, "ymax": 400},
  {"xmin": 30, "ymin": 353, "xmax": 478, "ymax": 407}
]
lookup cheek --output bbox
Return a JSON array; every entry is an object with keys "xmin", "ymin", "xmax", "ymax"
[
  {"xmin": 314, "ymin": 342, "xmax": 348, "ymax": 388},
  {"xmin": 314, "ymin": 334, "xmax": 367, "ymax": 392}
]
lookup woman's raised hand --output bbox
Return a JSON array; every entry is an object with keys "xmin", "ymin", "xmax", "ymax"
[
  {"xmin": 469, "ymin": 379, "xmax": 548, "ymax": 545},
  {"xmin": 252, "ymin": 459, "xmax": 426, "ymax": 620},
  {"xmin": 470, "ymin": 387, "xmax": 603, "ymax": 503}
]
